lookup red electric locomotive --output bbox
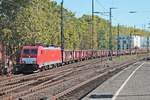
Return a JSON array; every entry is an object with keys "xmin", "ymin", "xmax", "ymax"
[{"xmin": 19, "ymin": 45, "xmax": 62, "ymax": 73}]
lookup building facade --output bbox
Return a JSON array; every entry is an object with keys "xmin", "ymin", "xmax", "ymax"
[{"xmin": 119, "ymin": 35, "xmax": 150, "ymax": 50}]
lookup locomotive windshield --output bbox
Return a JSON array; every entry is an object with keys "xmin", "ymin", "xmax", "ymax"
[{"xmin": 23, "ymin": 49, "xmax": 37, "ymax": 55}]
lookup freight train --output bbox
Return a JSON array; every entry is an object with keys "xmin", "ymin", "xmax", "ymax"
[{"xmin": 16, "ymin": 44, "xmax": 146, "ymax": 74}]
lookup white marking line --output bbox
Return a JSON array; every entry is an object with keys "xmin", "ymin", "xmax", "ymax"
[{"xmin": 112, "ymin": 62, "xmax": 145, "ymax": 100}]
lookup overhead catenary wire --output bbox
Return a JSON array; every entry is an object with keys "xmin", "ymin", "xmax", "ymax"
[
  {"xmin": 93, "ymin": 0, "xmax": 109, "ymax": 19},
  {"xmin": 95, "ymin": 0, "xmax": 107, "ymax": 12}
]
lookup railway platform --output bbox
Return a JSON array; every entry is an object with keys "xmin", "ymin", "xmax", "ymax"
[{"xmin": 82, "ymin": 61, "xmax": 150, "ymax": 100}]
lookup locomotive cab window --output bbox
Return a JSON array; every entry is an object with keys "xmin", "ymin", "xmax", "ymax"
[
  {"xmin": 31, "ymin": 49, "xmax": 37, "ymax": 54},
  {"xmin": 23, "ymin": 49, "xmax": 37, "ymax": 54},
  {"xmin": 23, "ymin": 49, "xmax": 30, "ymax": 54}
]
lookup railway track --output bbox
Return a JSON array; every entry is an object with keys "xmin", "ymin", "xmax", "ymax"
[
  {"xmin": 0, "ymin": 54, "xmax": 146, "ymax": 100},
  {"xmin": 22, "ymin": 56, "xmax": 145, "ymax": 100},
  {"xmin": 0, "ymin": 57, "xmax": 103, "ymax": 87},
  {"xmin": 52, "ymin": 60, "xmax": 141, "ymax": 100},
  {"xmin": 0, "ymin": 57, "xmax": 109, "ymax": 100}
]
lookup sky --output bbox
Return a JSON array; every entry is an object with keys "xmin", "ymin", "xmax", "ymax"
[{"xmin": 55, "ymin": 0, "xmax": 150, "ymax": 29}]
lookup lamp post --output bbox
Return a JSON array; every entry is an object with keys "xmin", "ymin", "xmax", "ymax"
[
  {"xmin": 129, "ymin": 32, "xmax": 132, "ymax": 55},
  {"xmin": 93, "ymin": 11, "xmax": 108, "ymax": 62},
  {"xmin": 128, "ymin": 11, "xmax": 137, "ymax": 55},
  {"xmin": 147, "ymin": 26, "xmax": 150, "ymax": 53},
  {"xmin": 108, "ymin": 7, "xmax": 117, "ymax": 60},
  {"xmin": 117, "ymin": 24, "xmax": 120, "ymax": 56},
  {"xmin": 93, "ymin": 11, "xmax": 109, "ymax": 52},
  {"xmin": 129, "ymin": 25, "xmax": 136, "ymax": 55},
  {"xmin": 91, "ymin": 0, "xmax": 94, "ymax": 50},
  {"xmin": 61, "ymin": 0, "xmax": 64, "ymax": 63},
  {"xmin": 147, "ymin": 35, "xmax": 149, "ymax": 53},
  {"xmin": 94, "ymin": 8, "xmax": 117, "ymax": 60}
]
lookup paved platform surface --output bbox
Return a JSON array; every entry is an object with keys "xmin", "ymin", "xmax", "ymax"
[{"xmin": 82, "ymin": 61, "xmax": 150, "ymax": 100}]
